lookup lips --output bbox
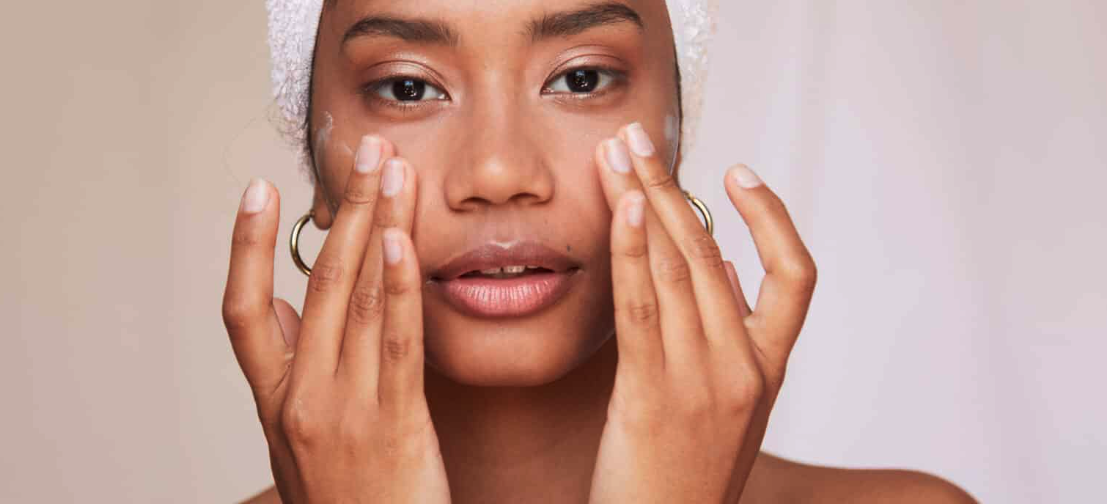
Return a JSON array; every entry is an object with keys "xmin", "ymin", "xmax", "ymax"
[{"xmin": 428, "ymin": 242, "xmax": 581, "ymax": 318}]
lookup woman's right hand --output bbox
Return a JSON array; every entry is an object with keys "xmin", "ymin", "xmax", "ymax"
[{"xmin": 221, "ymin": 136, "xmax": 451, "ymax": 503}]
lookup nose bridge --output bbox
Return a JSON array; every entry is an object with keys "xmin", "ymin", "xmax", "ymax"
[{"xmin": 444, "ymin": 81, "xmax": 553, "ymax": 210}]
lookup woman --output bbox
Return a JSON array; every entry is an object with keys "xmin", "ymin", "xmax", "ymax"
[{"xmin": 224, "ymin": 0, "xmax": 976, "ymax": 501}]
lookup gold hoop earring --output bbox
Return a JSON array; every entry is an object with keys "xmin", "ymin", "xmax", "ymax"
[
  {"xmin": 683, "ymin": 190, "xmax": 714, "ymax": 236},
  {"xmin": 290, "ymin": 210, "xmax": 315, "ymax": 277}
]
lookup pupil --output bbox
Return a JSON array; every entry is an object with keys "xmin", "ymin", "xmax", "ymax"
[
  {"xmin": 566, "ymin": 69, "xmax": 599, "ymax": 93},
  {"xmin": 393, "ymin": 79, "xmax": 426, "ymax": 101}
]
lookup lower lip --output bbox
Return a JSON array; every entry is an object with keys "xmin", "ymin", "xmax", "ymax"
[{"xmin": 433, "ymin": 270, "xmax": 578, "ymax": 318}]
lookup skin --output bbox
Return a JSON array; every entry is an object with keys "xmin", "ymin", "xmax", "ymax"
[{"xmin": 222, "ymin": 0, "xmax": 978, "ymax": 502}]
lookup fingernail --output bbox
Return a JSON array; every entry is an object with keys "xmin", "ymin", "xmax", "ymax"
[
  {"xmin": 355, "ymin": 135, "xmax": 382, "ymax": 174},
  {"xmin": 241, "ymin": 178, "xmax": 269, "ymax": 214},
  {"xmin": 605, "ymin": 138, "xmax": 632, "ymax": 174},
  {"xmin": 381, "ymin": 158, "xmax": 405, "ymax": 197},
  {"xmin": 383, "ymin": 228, "xmax": 404, "ymax": 265},
  {"xmin": 625, "ymin": 122, "xmax": 655, "ymax": 157},
  {"xmin": 626, "ymin": 191, "xmax": 645, "ymax": 227},
  {"xmin": 731, "ymin": 164, "xmax": 763, "ymax": 189}
]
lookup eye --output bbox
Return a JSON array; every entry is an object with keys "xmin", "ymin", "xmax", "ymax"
[
  {"xmin": 543, "ymin": 68, "xmax": 619, "ymax": 95},
  {"xmin": 372, "ymin": 77, "xmax": 448, "ymax": 102}
]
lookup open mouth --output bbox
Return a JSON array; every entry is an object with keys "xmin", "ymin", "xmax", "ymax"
[
  {"xmin": 457, "ymin": 265, "xmax": 557, "ymax": 280},
  {"xmin": 428, "ymin": 242, "xmax": 582, "ymax": 318}
]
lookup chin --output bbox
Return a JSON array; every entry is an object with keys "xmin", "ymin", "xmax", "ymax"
[{"xmin": 421, "ymin": 279, "xmax": 615, "ymax": 387}]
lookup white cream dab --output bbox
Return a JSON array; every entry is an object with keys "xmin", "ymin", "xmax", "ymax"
[
  {"xmin": 313, "ymin": 111, "xmax": 334, "ymax": 177},
  {"xmin": 664, "ymin": 113, "xmax": 680, "ymax": 174}
]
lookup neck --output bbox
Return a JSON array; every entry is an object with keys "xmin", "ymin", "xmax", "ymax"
[{"xmin": 425, "ymin": 337, "xmax": 618, "ymax": 503}]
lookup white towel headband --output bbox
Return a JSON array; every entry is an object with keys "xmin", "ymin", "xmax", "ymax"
[{"xmin": 266, "ymin": 0, "xmax": 718, "ymax": 166}]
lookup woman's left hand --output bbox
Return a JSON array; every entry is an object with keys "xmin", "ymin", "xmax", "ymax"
[{"xmin": 589, "ymin": 123, "xmax": 818, "ymax": 503}]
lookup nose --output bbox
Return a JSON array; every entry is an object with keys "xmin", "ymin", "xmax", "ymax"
[{"xmin": 443, "ymin": 96, "xmax": 554, "ymax": 211}]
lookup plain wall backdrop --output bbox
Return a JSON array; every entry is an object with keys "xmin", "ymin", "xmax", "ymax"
[{"xmin": 2, "ymin": 1, "xmax": 1104, "ymax": 502}]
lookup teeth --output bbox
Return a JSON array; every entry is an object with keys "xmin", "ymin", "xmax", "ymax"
[{"xmin": 474, "ymin": 265, "xmax": 535, "ymax": 276}]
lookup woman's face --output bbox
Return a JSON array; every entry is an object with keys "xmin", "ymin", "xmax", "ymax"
[{"xmin": 309, "ymin": 0, "xmax": 680, "ymax": 386}]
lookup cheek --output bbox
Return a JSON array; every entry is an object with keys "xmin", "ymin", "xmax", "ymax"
[
  {"xmin": 313, "ymin": 111, "xmax": 361, "ymax": 202},
  {"xmin": 664, "ymin": 113, "xmax": 679, "ymax": 171}
]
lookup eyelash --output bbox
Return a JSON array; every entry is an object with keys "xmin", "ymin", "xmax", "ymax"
[{"xmin": 360, "ymin": 65, "xmax": 626, "ymax": 111}]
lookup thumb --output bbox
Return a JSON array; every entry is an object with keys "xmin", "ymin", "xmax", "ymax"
[{"xmin": 273, "ymin": 298, "xmax": 301, "ymax": 349}]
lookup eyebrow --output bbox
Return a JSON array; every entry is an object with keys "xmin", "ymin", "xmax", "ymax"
[
  {"xmin": 342, "ymin": 16, "xmax": 459, "ymax": 47},
  {"xmin": 529, "ymin": 2, "xmax": 644, "ymax": 41},
  {"xmin": 342, "ymin": 2, "xmax": 644, "ymax": 48}
]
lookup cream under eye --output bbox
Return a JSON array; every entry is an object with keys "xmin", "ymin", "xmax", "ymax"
[
  {"xmin": 543, "ymin": 68, "xmax": 622, "ymax": 95},
  {"xmin": 371, "ymin": 77, "xmax": 449, "ymax": 103}
]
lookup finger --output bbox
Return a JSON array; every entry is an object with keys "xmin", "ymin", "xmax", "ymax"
[
  {"xmin": 595, "ymin": 135, "xmax": 708, "ymax": 376},
  {"xmin": 273, "ymin": 298, "xmax": 302, "ymax": 348},
  {"xmin": 724, "ymin": 164, "xmax": 817, "ymax": 366},
  {"xmin": 377, "ymin": 228, "xmax": 426, "ymax": 412},
  {"xmin": 619, "ymin": 123, "xmax": 748, "ymax": 353},
  {"xmin": 293, "ymin": 135, "xmax": 385, "ymax": 378},
  {"xmin": 222, "ymin": 179, "xmax": 292, "ymax": 403},
  {"xmin": 341, "ymin": 155, "xmax": 417, "ymax": 389},
  {"xmin": 609, "ymin": 190, "xmax": 665, "ymax": 379},
  {"xmin": 723, "ymin": 260, "xmax": 752, "ymax": 318}
]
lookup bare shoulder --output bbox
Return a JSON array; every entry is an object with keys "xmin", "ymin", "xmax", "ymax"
[
  {"xmin": 740, "ymin": 452, "xmax": 978, "ymax": 504},
  {"xmin": 240, "ymin": 485, "xmax": 280, "ymax": 504}
]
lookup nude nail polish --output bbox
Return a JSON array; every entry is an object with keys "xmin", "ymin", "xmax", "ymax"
[
  {"xmin": 383, "ymin": 229, "xmax": 404, "ymax": 265},
  {"xmin": 241, "ymin": 178, "xmax": 269, "ymax": 214},
  {"xmin": 731, "ymin": 164, "xmax": 763, "ymax": 189},
  {"xmin": 626, "ymin": 192, "xmax": 645, "ymax": 227},
  {"xmin": 625, "ymin": 122, "xmax": 655, "ymax": 157},
  {"xmin": 605, "ymin": 139, "xmax": 632, "ymax": 174},
  {"xmin": 381, "ymin": 159, "xmax": 405, "ymax": 197},
  {"xmin": 355, "ymin": 136, "xmax": 382, "ymax": 173}
]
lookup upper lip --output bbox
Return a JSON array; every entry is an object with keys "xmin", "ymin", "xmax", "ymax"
[{"xmin": 430, "ymin": 241, "xmax": 581, "ymax": 280}]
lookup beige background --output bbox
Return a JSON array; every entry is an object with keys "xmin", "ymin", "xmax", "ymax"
[{"xmin": 2, "ymin": 1, "xmax": 1104, "ymax": 502}]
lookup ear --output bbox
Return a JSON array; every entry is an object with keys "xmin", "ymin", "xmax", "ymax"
[{"xmin": 311, "ymin": 182, "xmax": 334, "ymax": 230}]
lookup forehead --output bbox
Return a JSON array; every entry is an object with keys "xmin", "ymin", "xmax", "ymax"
[{"xmin": 322, "ymin": 0, "xmax": 673, "ymax": 43}]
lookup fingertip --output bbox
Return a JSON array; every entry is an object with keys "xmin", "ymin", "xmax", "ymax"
[
  {"xmin": 621, "ymin": 190, "xmax": 646, "ymax": 228},
  {"xmin": 623, "ymin": 122, "xmax": 656, "ymax": 158},
  {"xmin": 382, "ymin": 227, "xmax": 406, "ymax": 266},
  {"xmin": 381, "ymin": 157, "xmax": 408, "ymax": 198},
  {"xmin": 240, "ymin": 178, "xmax": 272, "ymax": 215},
  {"xmin": 727, "ymin": 164, "xmax": 764, "ymax": 190},
  {"xmin": 355, "ymin": 135, "xmax": 384, "ymax": 174}
]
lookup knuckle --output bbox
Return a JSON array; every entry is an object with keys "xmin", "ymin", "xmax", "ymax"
[
  {"xmin": 685, "ymin": 234, "xmax": 724, "ymax": 269},
  {"xmin": 780, "ymin": 255, "xmax": 818, "ymax": 292},
  {"xmin": 382, "ymin": 331, "xmax": 416, "ymax": 364},
  {"xmin": 231, "ymin": 227, "xmax": 265, "ymax": 249},
  {"xmin": 221, "ymin": 296, "xmax": 263, "ymax": 331},
  {"xmin": 383, "ymin": 279, "xmax": 412, "ymax": 297},
  {"xmin": 615, "ymin": 239, "xmax": 649, "ymax": 260},
  {"xmin": 343, "ymin": 184, "xmax": 376, "ymax": 207},
  {"xmin": 654, "ymin": 255, "xmax": 692, "ymax": 284},
  {"xmin": 281, "ymin": 399, "xmax": 321, "ymax": 446},
  {"xmin": 620, "ymin": 300, "xmax": 659, "ymax": 327},
  {"xmin": 348, "ymin": 284, "xmax": 385, "ymax": 324},
  {"xmin": 307, "ymin": 260, "xmax": 345, "ymax": 294},
  {"xmin": 723, "ymin": 369, "xmax": 765, "ymax": 412},
  {"xmin": 643, "ymin": 172, "xmax": 678, "ymax": 192}
]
